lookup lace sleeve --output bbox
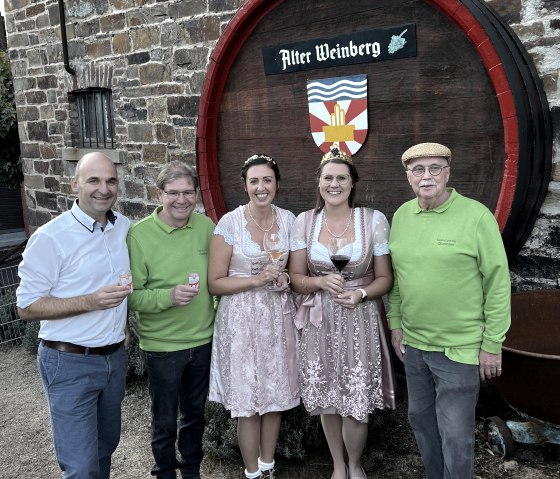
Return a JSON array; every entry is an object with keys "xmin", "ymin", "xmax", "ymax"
[
  {"xmin": 373, "ymin": 211, "xmax": 390, "ymax": 256},
  {"xmin": 290, "ymin": 211, "xmax": 308, "ymax": 251},
  {"xmin": 213, "ymin": 212, "xmax": 235, "ymax": 246}
]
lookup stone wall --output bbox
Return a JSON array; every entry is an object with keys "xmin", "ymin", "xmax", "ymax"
[
  {"xmin": 3, "ymin": 0, "xmax": 559, "ymax": 288},
  {"xmin": 486, "ymin": 0, "xmax": 560, "ymax": 288}
]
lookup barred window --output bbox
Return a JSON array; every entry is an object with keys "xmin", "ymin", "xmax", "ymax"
[{"xmin": 69, "ymin": 88, "xmax": 114, "ymax": 149}]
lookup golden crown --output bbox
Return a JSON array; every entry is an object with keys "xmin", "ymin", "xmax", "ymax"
[{"xmin": 321, "ymin": 142, "xmax": 353, "ymax": 165}]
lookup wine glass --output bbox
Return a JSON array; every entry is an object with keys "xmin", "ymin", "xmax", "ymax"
[
  {"xmin": 327, "ymin": 237, "xmax": 353, "ymax": 277},
  {"xmin": 263, "ymin": 232, "xmax": 288, "ymax": 290}
]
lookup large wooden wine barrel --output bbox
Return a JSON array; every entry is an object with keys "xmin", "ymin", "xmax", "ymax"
[{"xmin": 197, "ymin": 0, "xmax": 552, "ymax": 259}]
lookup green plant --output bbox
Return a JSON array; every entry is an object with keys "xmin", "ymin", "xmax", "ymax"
[{"xmin": 0, "ymin": 50, "xmax": 22, "ymax": 189}]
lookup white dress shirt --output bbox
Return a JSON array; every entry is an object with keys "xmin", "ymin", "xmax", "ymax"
[{"xmin": 16, "ymin": 201, "xmax": 130, "ymax": 347}]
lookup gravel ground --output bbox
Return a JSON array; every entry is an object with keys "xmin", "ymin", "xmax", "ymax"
[{"xmin": 1, "ymin": 345, "xmax": 559, "ymax": 478}]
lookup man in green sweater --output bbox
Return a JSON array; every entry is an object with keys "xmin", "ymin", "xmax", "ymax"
[
  {"xmin": 127, "ymin": 161, "xmax": 215, "ymax": 479},
  {"xmin": 388, "ymin": 143, "xmax": 510, "ymax": 479}
]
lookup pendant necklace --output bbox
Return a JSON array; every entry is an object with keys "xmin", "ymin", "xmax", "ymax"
[
  {"xmin": 323, "ymin": 209, "xmax": 353, "ymax": 238},
  {"xmin": 247, "ymin": 203, "xmax": 275, "ymax": 232}
]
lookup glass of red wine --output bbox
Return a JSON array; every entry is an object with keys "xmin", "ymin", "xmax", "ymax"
[{"xmin": 327, "ymin": 237, "xmax": 353, "ymax": 277}]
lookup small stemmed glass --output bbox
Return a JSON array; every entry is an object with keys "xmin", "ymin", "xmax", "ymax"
[
  {"xmin": 263, "ymin": 231, "xmax": 288, "ymax": 290},
  {"xmin": 327, "ymin": 237, "xmax": 353, "ymax": 278}
]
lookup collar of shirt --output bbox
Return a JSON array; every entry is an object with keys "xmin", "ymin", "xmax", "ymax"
[
  {"xmin": 152, "ymin": 206, "xmax": 194, "ymax": 233},
  {"xmin": 71, "ymin": 200, "xmax": 117, "ymax": 232},
  {"xmin": 412, "ymin": 188, "xmax": 457, "ymax": 214}
]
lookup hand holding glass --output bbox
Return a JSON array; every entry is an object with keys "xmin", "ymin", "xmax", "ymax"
[
  {"xmin": 327, "ymin": 237, "xmax": 353, "ymax": 276},
  {"xmin": 263, "ymin": 232, "xmax": 287, "ymax": 289}
]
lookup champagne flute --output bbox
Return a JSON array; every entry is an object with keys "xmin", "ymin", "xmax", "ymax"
[
  {"xmin": 327, "ymin": 237, "xmax": 353, "ymax": 277},
  {"xmin": 263, "ymin": 231, "xmax": 287, "ymax": 289}
]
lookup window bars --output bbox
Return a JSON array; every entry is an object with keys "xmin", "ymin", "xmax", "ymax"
[{"xmin": 73, "ymin": 88, "xmax": 114, "ymax": 149}]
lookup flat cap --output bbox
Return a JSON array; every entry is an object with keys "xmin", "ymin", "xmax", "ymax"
[{"xmin": 401, "ymin": 142, "xmax": 452, "ymax": 165}]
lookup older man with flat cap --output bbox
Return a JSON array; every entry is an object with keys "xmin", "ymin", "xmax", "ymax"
[
  {"xmin": 17, "ymin": 152, "xmax": 131, "ymax": 478},
  {"xmin": 387, "ymin": 143, "xmax": 511, "ymax": 479}
]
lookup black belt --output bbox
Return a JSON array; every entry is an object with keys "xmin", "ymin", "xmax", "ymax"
[{"xmin": 42, "ymin": 340, "xmax": 124, "ymax": 355}]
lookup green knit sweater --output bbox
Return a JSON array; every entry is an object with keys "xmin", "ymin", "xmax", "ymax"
[
  {"xmin": 387, "ymin": 189, "xmax": 511, "ymax": 365},
  {"xmin": 127, "ymin": 207, "xmax": 215, "ymax": 352}
]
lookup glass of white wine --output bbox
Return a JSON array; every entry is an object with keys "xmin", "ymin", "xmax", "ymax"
[{"xmin": 263, "ymin": 231, "xmax": 288, "ymax": 290}]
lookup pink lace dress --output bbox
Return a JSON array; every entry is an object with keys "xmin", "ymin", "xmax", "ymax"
[
  {"xmin": 209, "ymin": 205, "xmax": 300, "ymax": 417},
  {"xmin": 290, "ymin": 207, "xmax": 396, "ymax": 421}
]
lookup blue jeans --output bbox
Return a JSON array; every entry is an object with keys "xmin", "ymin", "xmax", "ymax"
[
  {"xmin": 37, "ymin": 341, "xmax": 127, "ymax": 479},
  {"xmin": 404, "ymin": 347, "xmax": 479, "ymax": 479},
  {"xmin": 145, "ymin": 342, "xmax": 212, "ymax": 479}
]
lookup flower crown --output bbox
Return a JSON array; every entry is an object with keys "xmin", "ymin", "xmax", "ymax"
[
  {"xmin": 321, "ymin": 142, "xmax": 353, "ymax": 165},
  {"xmin": 244, "ymin": 154, "xmax": 277, "ymax": 166}
]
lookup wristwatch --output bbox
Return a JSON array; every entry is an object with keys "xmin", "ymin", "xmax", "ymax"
[{"xmin": 357, "ymin": 288, "xmax": 368, "ymax": 303}]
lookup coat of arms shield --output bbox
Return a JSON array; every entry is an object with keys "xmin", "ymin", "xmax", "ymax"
[{"xmin": 307, "ymin": 74, "xmax": 368, "ymax": 155}]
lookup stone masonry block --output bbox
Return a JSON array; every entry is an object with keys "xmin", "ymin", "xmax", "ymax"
[
  {"xmin": 139, "ymin": 63, "xmax": 171, "ymax": 84},
  {"xmin": 39, "ymin": 105, "xmax": 55, "ymax": 119},
  {"xmin": 128, "ymin": 52, "xmax": 150, "ymax": 65},
  {"xmin": 174, "ymin": 47, "xmax": 209, "ymax": 70},
  {"xmin": 85, "ymin": 38, "xmax": 112, "ymax": 58},
  {"xmin": 33, "ymin": 160, "xmax": 49, "ymax": 175},
  {"xmin": 142, "ymin": 144, "xmax": 167, "ymax": 164},
  {"xmin": 167, "ymin": 96, "xmax": 200, "ymax": 118},
  {"xmin": 50, "ymin": 159, "xmax": 64, "ymax": 176},
  {"xmin": 17, "ymin": 106, "xmax": 40, "ymax": 122},
  {"xmin": 24, "ymin": 174, "xmax": 45, "ymax": 189},
  {"xmin": 128, "ymin": 123, "xmax": 154, "ymax": 142},
  {"xmin": 108, "ymin": 0, "xmax": 133, "ymax": 10},
  {"xmin": 44, "ymin": 176, "xmax": 61, "ymax": 192},
  {"xmin": 182, "ymin": 16, "xmax": 220, "ymax": 43},
  {"xmin": 147, "ymin": 98, "xmax": 167, "ymax": 122},
  {"xmin": 156, "ymin": 123, "xmax": 176, "ymax": 143},
  {"xmin": 27, "ymin": 121, "xmax": 49, "ymax": 141},
  {"xmin": 209, "ymin": 0, "xmax": 244, "ymax": 12},
  {"xmin": 75, "ymin": 19, "xmax": 101, "ymax": 37},
  {"xmin": 35, "ymin": 191, "xmax": 59, "ymax": 210},
  {"xmin": 21, "ymin": 143, "xmax": 40, "ymax": 158},
  {"xmin": 169, "ymin": 0, "xmax": 206, "ymax": 19},
  {"xmin": 113, "ymin": 33, "xmax": 131, "ymax": 54},
  {"xmin": 121, "ymin": 102, "xmax": 148, "ymax": 121},
  {"xmin": 40, "ymin": 143, "xmax": 58, "ymax": 159},
  {"xmin": 124, "ymin": 179, "xmax": 146, "ymax": 199},
  {"xmin": 25, "ymin": 90, "xmax": 47, "ymax": 104},
  {"xmin": 26, "ymin": 3, "xmax": 45, "ymax": 16},
  {"xmin": 8, "ymin": 33, "xmax": 29, "ymax": 48},
  {"xmin": 37, "ymin": 75, "xmax": 58, "ymax": 89},
  {"xmin": 127, "ymin": 11, "xmax": 149, "ymax": 28},
  {"xmin": 101, "ymin": 13, "xmax": 125, "ymax": 32},
  {"xmin": 27, "ymin": 48, "xmax": 47, "ymax": 67},
  {"xmin": 118, "ymin": 200, "xmax": 147, "ymax": 220},
  {"xmin": 36, "ymin": 13, "xmax": 50, "ymax": 29},
  {"xmin": 131, "ymin": 27, "xmax": 160, "ymax": 50}
]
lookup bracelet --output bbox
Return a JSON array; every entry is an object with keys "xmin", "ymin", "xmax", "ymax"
[
  {"xmin": 280, "ymin": 271, "xmax": 291, "ymax": 284},
  {"xmin": 357, "ymin": 288, "xmax": 368, "ymax": 303}
]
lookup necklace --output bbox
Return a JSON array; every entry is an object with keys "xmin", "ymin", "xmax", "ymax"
[
  {"xmin": 323, "ymin": 209, "xmax": 353, "ymax": 238},
  {"xmin": 247, "ymin": 203, "xmax": 275, "ymax": 232}
]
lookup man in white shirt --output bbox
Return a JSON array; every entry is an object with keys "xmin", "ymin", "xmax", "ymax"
[{"xmin": 16, "ymin": 152, "xmax": 131, "ymax": 479}]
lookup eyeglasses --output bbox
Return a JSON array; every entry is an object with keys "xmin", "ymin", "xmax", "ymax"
[
  {"xmin": 407, "ymin": 165, "xmax": 450, "ymax": 177},
  {"xmin": 320, "ymin": 174, "xmax": 350, "ymax": 185},
  {"xmin": 162, "ymin": 190, "xmax": 197, "ymax": 199}
]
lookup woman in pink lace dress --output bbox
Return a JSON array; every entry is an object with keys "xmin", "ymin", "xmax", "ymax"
[
  {"xmin": 208, "ymin": 155, "xmax": 299, "ymax": 479},
  {"xmin": 289, "ymin": 144, "xmax": 396, "ymax": 479}
]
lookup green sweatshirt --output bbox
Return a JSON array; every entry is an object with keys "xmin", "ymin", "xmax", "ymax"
[
  {"xmin": 387, "ymin": 189, "xmax": 511, "ymax": 365},
  {"xmin": 127, "ymin": 207, "xmax": 215, "ymax": 352}
]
